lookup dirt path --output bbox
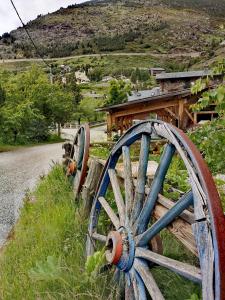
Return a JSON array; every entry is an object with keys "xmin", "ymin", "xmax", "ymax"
[{"xmin": 0, "ymin": 51, "xmax": 201, "ymax": 64}]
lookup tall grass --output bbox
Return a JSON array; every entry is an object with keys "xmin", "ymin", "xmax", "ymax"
[{"xmin": 0, "ymin": 165, "xmax": 110, "ymax": 299}]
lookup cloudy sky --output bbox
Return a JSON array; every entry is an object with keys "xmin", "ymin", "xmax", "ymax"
[{"xmin": 0, "ymin": 0, "xmax": 86, "ymax": 35}]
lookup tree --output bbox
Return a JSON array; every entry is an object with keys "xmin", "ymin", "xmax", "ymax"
[
  {"xmin": 191, "ymin": 59, "xmax": 225, "ymax": 116},
  {"xmin": 0, "ymin": 85, "xmax": 6, "ymax": 106},
  {"xmin": 66, "ymin": 73, "xmax": 82, "ymax": 107},
  {"xmin": 0, "ymin": 65, "xmax": 74, "ymax": 143},
  {"xmin": 48, "ymin": 86, "xmax": 73, "ymax": 136},
  {"xmin": 87, "ymin": 68, "xmax": 103, "ymax": 82},
  {"xmin": 107, "ymin": 80, "xmax": 131, "ymax": 106},
  {"xmin": 77, "ymin": 97, "xmax": 104, "ymax": 122}
]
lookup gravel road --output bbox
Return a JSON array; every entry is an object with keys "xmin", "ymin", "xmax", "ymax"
[
  {"xmin": 0, "ymin": 143, "xmax": 62, "ymax": 246},
  {"xmin": 0, "ymin": 126, "xmax": 107, "ymax": 246}
]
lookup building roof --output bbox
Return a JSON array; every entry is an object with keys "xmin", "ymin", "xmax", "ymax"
[
  {"xmin": 98, "ymin": 89, "xmax": 191, "ymax": 112},
  {"xmin": 156, "ymin": 70, "xmax": 212, "ymax": 81},
  {"xmin": 128, "ymin": 88, "xmax": 161, "ymax": 102}
]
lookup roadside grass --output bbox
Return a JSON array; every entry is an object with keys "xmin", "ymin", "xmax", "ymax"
[
  {"xmin": 0, "ymin": 146, "xmax": 222, "ymax": 299},
  {"xmin": 0, "ymin": 135, "xmax": 64, "ymax": 153},
  {"xmin": 0, "ymin": 143, "xmax": 22, "ymax": 153},
  {"xmin": 0, "ymin": 165, "xmax": 111, "ymax": 300}
]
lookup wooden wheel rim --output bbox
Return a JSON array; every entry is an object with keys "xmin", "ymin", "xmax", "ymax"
[
  {"xmin": 70, "ymin": 124, "xmax": 90, "ymax": 197},
  {"xmin": 86, "ymin": 120, "xmax": 225, "ymax": 299}
]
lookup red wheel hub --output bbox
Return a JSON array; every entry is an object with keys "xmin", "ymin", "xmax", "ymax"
[{"xmin": 105, "ymin": 231, "xmax": 123, "ymax": 265}]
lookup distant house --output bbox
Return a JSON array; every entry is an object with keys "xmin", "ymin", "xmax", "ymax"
[
  {"xmin": 156, "ymin": 70, "xmax": 222, "ymax": 93},
  {"xmin": 149, "ymin": 67, "xmax": 165, "ymax": 77},
  {"xmin": 75, "ymin": 71, "xmax": 90, "ymax": 84}
]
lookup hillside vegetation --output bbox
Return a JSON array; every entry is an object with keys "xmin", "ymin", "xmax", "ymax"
[{"xmin": 0, "ymin": 0, "xmax": 224, "ymax": 59}]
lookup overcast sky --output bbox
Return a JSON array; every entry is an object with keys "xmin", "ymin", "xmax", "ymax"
[{"xmin": 0, "ymin": 0, "xmax": 86, "ymax": 35}]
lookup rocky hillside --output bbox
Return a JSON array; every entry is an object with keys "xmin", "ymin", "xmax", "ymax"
[{"xmin": 0, "ymin": 0, "xmax": 224, "ymax": 59}]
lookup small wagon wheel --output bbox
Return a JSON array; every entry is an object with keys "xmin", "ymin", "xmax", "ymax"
[
  {"xmin": 68, "ymin": 124, "xmax": 90, "ymax": 198},
  {"xmin": 86, "ymin": 120, "xmax": 225, "ymax": 299}
]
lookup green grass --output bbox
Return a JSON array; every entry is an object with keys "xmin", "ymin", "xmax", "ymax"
[
  {"xmin": 0, "ymin": 135, "xmax": 64, "ymax": 153},
  {"xmin": 0, "ymin": 144, "xmax": 22, "ymax": 153},
  {"xmin": 0, "ymin": 153, "xmax": 222, "ymax": 299},
  {"xmin": 0, "ymin": 165, "xmax": 110, "ymax": 299}
]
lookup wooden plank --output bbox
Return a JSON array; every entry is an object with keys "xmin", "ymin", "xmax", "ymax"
[
  {"xmin": 136, "ymin": 248, "xmax": 201, "ymax": 283},
  {"xmin": 108, "ymin": 169, "xmax": 126, "ymax": 226},
  {"xmin": 192, "ymin": 221, "xmax": 214, "ymax": 300},
  {"xmin": 113, "ymin": 100, "xmax": 179, "ymax": 118},
  {"xmin": 185, "ymin": 108, "xmax": 196, "ymax": 124},
  {"xmin": 134, "ymin": 259, "xmax": 165, "ymax": 300},
  {"xmin": 165, "ymin": 108, "xmax": 178, "ymax": 120},
  {"xmin": 153, "ymin": 204, "xmax": 198, "ymax": 256},
  {"xmin": 157, "ymin": 193, "xmax": 195, "ymax": 224},
  {"xmin": 136, "ymin": 191, "xmax": 193, "ymax": 247},
  {"xmin": 122, "ymin": 146, "xmax": 134, "ymax": 223},
  {"xmin": 98, "ymin": 196, "xmax": 120, "ymax": 230},
  {"xmin": 82, "ymin": 159, "xmax": 104, "ymax": 217}
]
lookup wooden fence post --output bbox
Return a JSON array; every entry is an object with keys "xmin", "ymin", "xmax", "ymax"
[{"xmin": 81, "ymin": 159, "xmax": 104, "ymax": 218}]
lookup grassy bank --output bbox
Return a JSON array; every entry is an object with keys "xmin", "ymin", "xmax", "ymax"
[
  {"xmin": 0, "ymin": 166, "xmax": 110, "ymax": 299},
  {"xmin": 0, "ymin": 136, "xmax": 64, "ymax": 153},
  {"xmin": 0, "ymin": 166, "xmax": 201, "ymax": 300},
  {"xmin": 0, "ymin": 159, "xmax": 223, "ymax": 299}
]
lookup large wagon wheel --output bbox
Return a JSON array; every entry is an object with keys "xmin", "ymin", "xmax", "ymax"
[
  {"xmin": 86, "ymin": 120, "xmax": 225, "ymax": 299},
  {"xmin": 68, "ymin": 124, "xmax": 90, "ymax": 198}
]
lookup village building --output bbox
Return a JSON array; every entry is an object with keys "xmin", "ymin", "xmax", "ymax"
[
  {"xmin": 75, "ymin": 71, "xmax": 90, "ymax": 84},
  {"xmin": 99, "ymin": 70, "xmax": 223, "ymax": 139},
  {"xmin": 149, "ymin": 67, "xmax": 165, "ymax": 77}
]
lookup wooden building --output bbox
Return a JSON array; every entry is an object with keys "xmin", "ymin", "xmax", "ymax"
[
  {"xmin": 155, "ymin": 70, "xmax": 221, "ymax": 93},
  {"xmin": 99, "ymin": 70, "xmax": 222, "ymax": 139}
]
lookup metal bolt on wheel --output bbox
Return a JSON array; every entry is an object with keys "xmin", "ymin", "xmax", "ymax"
[{"xmin": 86, "ymin": 120, "xmax": 225, "ymax": 300}]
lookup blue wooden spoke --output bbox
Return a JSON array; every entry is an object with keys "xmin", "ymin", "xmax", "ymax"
[
  {"xmin": 136, "ymin": 191, "xmax": 193, "ymax": 247},
  {"xmin": 131, "ymin": 134, "xmax": 151, "ymax": 224},
  {"xmin": 134, "ymin": 143, "xmax": 176, "ymax": 235},
  {"xmin": 133, "ymin": 270, "xmax": 147, "ymax": 300}
]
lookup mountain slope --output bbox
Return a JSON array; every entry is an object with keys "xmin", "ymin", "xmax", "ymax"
[{"xmin": 0, "ymin": 0, "xmax": 224, "ymax": 59}]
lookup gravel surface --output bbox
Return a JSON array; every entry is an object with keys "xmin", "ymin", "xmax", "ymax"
[
  {"xmin": 0, "ymin": 143, "xmax": 62, "ymax": 246},
  {"xmin": 61, "ymin": 126, "xmax": 107, "ymax": 142},
  {"xmin": 0, "ymin": 126, "xmax": 107, "ymax": 246}
]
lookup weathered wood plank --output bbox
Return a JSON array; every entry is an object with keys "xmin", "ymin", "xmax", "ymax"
[
  {"xmin": 82, "ymin": 159, "xmax": 104, "ymax": 217},
  {"xmin": 153, "ymin": 204, "xmax": 198, "ymax": 256},
  {"xmin": 134, "ymin": 259, "xmax": 165, "ymax": 300},
  {"xmin": 136, "ymin": 248, "xmax": 201, "ymax": 283},
  {"xmin": 192, "ymin": 221, "xmax": 214, "ymax": 300},
  {"xmin": 108, "ymin": 169, "xmax": 126, "ymax": 226},
  {"xmin": 157, "ymin": 194, "xmax": 195, "ymax": 224},
  {"xmin": 98, "ymin": 196, "xmax": 120, "ymax": 230},
  {"xmin": 136, "ymin": 191, "xmax": 193, "ymax": 247}
]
